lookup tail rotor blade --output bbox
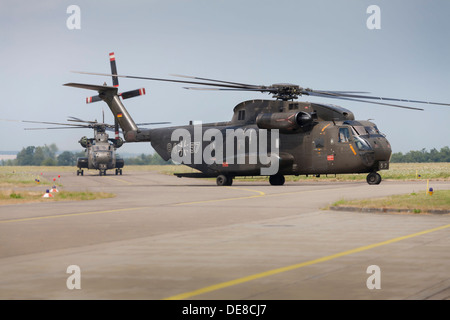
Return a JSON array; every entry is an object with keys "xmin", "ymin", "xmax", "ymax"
[
  {"xmin": 109, "ymin": 52, "xmax": 119, "ymax": 87},
  {"xmin": 120, "ymin": 88, "xmax": 146, "ymax": 100},
  {"xmin": 86, "ymin": 95, "xmax": 102, "ymax": 104}
]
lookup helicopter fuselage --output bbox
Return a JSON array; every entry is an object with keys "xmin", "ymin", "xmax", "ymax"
[
  {"xmin": 76, "ymin": 130, "xmax": 124, "ymax": 176},
  {"xmin": 125, "ymin": 100, "xmax": 392, "ymax": 184}
]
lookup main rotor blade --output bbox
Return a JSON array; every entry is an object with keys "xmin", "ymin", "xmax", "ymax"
[
  {"xmin": 22, "ymin": 120, "xmax": 92, "ymax": 127},
  {"xmin": 310, "ymin": 90, "xmax": 450, "ymax": 107},
  {"xmin": 71, "ymin": 71, "xmax": 449, "ymax": 108},
  {"xmin": 24, "ymin": 126, "xmax": 89, "ymax": 130},
  {"xmin": 306, "ymin": 91, "xmax": 424, "ymax": 111},
  {"xmin": 67, "ymin": 116, "xmax": 85, "ymax": 122},
  {"xmin": 171, "ymin": 74, "xmax": 259, "ymax": 88},
  {"xmin": 67, "ymin": 118, "xmax": 115, "ymax": 128},
  {"xmin": 72, "ymin": 71, "xmax": 260, "ymax": 90},
  {"xmin": 67, "ymin": 116, "xmax": 98, "ymax": 124},
  {"xmin": 183, "ymin": 87, "xmax": 265, "ymax": 91},
  {"xmin": 22, "ymin": 119, "xmax": 116, "ymax": 130},
  {"xmin": 318, "ymin": 91, "xmax": 371, "ymax": 94}
]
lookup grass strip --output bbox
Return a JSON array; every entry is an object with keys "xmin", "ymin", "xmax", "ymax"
[
  {"xmin": 0, "ymin": 189, "xmax": 115, "ymax": 205},
  {"xmin": 330, "ymin": 190, "xmax": 450, "ymax": 213}
]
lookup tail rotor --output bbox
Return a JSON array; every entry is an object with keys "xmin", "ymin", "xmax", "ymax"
[
  {"xmin": 64, "ymin": 52, "xmax": 170, "ymax": 141},
  {"xmin": 85, "ymin": 52, "xmax": 146, "ymax": 104}
]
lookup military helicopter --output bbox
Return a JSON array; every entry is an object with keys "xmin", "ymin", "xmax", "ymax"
[
  {"xmin": 22, "ymin": 116, "xmax": 126, "ymax": 176},
  {"xmin": 72, "ymin": 117, "xmax": 124, "ymax": 176},
  {"xmin": 23, "ymin": 114, "xmax": 169, "ymax": 176},
  {"xmin": 21, "ymin": 53, "xmax": 168, "ymax": 176},
  {"xmin": 64, "ymin": 52, "xmax": 450, "ymax": 186}
]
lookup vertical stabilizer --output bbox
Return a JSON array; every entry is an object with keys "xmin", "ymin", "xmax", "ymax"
[
  {"xmin": 64, "ymin": 52, "xmax": 146, "ymax": 141},
  {"xmin": 63, "ymin": 82, "xmax": 139, "ymax": 139}
]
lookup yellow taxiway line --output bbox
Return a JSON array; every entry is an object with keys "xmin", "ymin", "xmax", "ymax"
[
  {"xmin": 173, "ymin": 185, "xmax": 352, "ymax": 206},
  {"xmin": 0, "ymin": 207, "xmax": 147, "ymax": 224},
  {"xmin": 164, "ymin": 223, "xmax": 450, "ymax": 300}
]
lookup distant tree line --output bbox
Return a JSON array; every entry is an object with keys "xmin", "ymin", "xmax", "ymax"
[
  {"xmin": 0, "ymin": 144, "xmax": 85, "ymax": 166},
  {"xmin": 123, "ymin": 153, "xmax": 173, "ymax": 165},
  {"xmin": 2, "ymin": 144, "xmax": 449, "ymax": 166},
  {"xmin": 390, "ymin": 146, "xmax": 450, "ymax": 163},
  {"xmin": 0, "ymin": 144, "xmax": 172, "ymax": 166}
]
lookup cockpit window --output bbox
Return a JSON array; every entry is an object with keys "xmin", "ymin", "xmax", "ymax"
[
  {"xmin": 350, "ymin": 125, "xmax": 381, "ymax": 136},
  {"xmin": 364, "ymin": 126, "xmax": 380, "ymax": 135},
  {"xmin": 339, "ymin": 127, "xmax": 350, "ymax": 142},
  {"xmin": 352, "ymin": 126, "xmax": 368, "ymax": 136},
  {"xmin": 354, "ymin": 136, "xmax": 372, "ymax": 151}
]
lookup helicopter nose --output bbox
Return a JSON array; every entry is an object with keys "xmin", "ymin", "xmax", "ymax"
[
  {"xmin": 95, "ymin": 151, "xmax": 110, "ymax": 163},
  {"xmin": 370, "ymin": 137, "xmax": 392, "ymax": 161}
]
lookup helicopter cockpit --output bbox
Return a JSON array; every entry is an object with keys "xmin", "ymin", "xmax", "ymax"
[
  {"xmin": 340, "ymin": 120, "xmax": 391, "ymax": 170},
  {"xmin": 338, "ymin": 126, "xmax": 371, "ymax": 150},
  {"xmin": 342, "ymin": 121, "xmax": 387, "ymax": 148}
]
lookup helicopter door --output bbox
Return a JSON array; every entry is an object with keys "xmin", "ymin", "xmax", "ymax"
[
  {"xmin": 311, "ymin": 131, "xmax": 329, "ymax": 173},
  {"xmin": 336, "ymin": 126, "xmax": 359, "ymax": 169}
]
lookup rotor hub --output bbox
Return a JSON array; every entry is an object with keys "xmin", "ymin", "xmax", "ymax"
[{"xmin": 270, "ymin": 83, "xmax": 302, "ymax": 101}]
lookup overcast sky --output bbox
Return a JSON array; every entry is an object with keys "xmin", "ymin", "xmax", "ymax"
[{"xmin": 1, "ymin": 0, "xmax": 449, "ymax": 154}]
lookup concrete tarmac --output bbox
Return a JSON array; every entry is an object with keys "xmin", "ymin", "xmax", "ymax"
[{"xmin": 0, "ymin": 169, "xmax": 449, "ymax": 300}]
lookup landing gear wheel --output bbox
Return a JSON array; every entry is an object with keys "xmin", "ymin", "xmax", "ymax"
[
  {"xmin": 216, "ymin": 175, "xmax": 233, "ymax": 186},
  {"xmin": 77, "ymin": 169, "xmax": 83, "ymax": 176},
  {"xmin": 269, "ymin": 174, "xmax": 285, "ymax": 186},
  {"xmin": 366, "ymin": 172, "xmax": 382, "ymax": 185}
]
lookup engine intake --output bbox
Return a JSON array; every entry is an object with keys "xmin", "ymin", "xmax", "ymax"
[
  {"xmin": 79, "ymin": 136, "xmax": 89, "ymax": 148},
  {"xmin": 256, "ymin": 112, "xmax": 315, "ymax": 133}
]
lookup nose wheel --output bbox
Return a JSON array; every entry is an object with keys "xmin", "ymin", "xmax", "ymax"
[{"xmin": 366, "ymin": 172, "xmax": 382, "ymax": 185}]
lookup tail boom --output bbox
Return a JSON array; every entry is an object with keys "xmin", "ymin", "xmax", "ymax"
[{"xmin": 64, "ymin": 82, "xmax": 139, "ymax": 140}]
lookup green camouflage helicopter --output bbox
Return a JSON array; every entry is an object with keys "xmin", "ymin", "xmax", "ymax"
[{"xmin": 64, "ymin": 52, "xmax": 449, "ymax": 185}]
